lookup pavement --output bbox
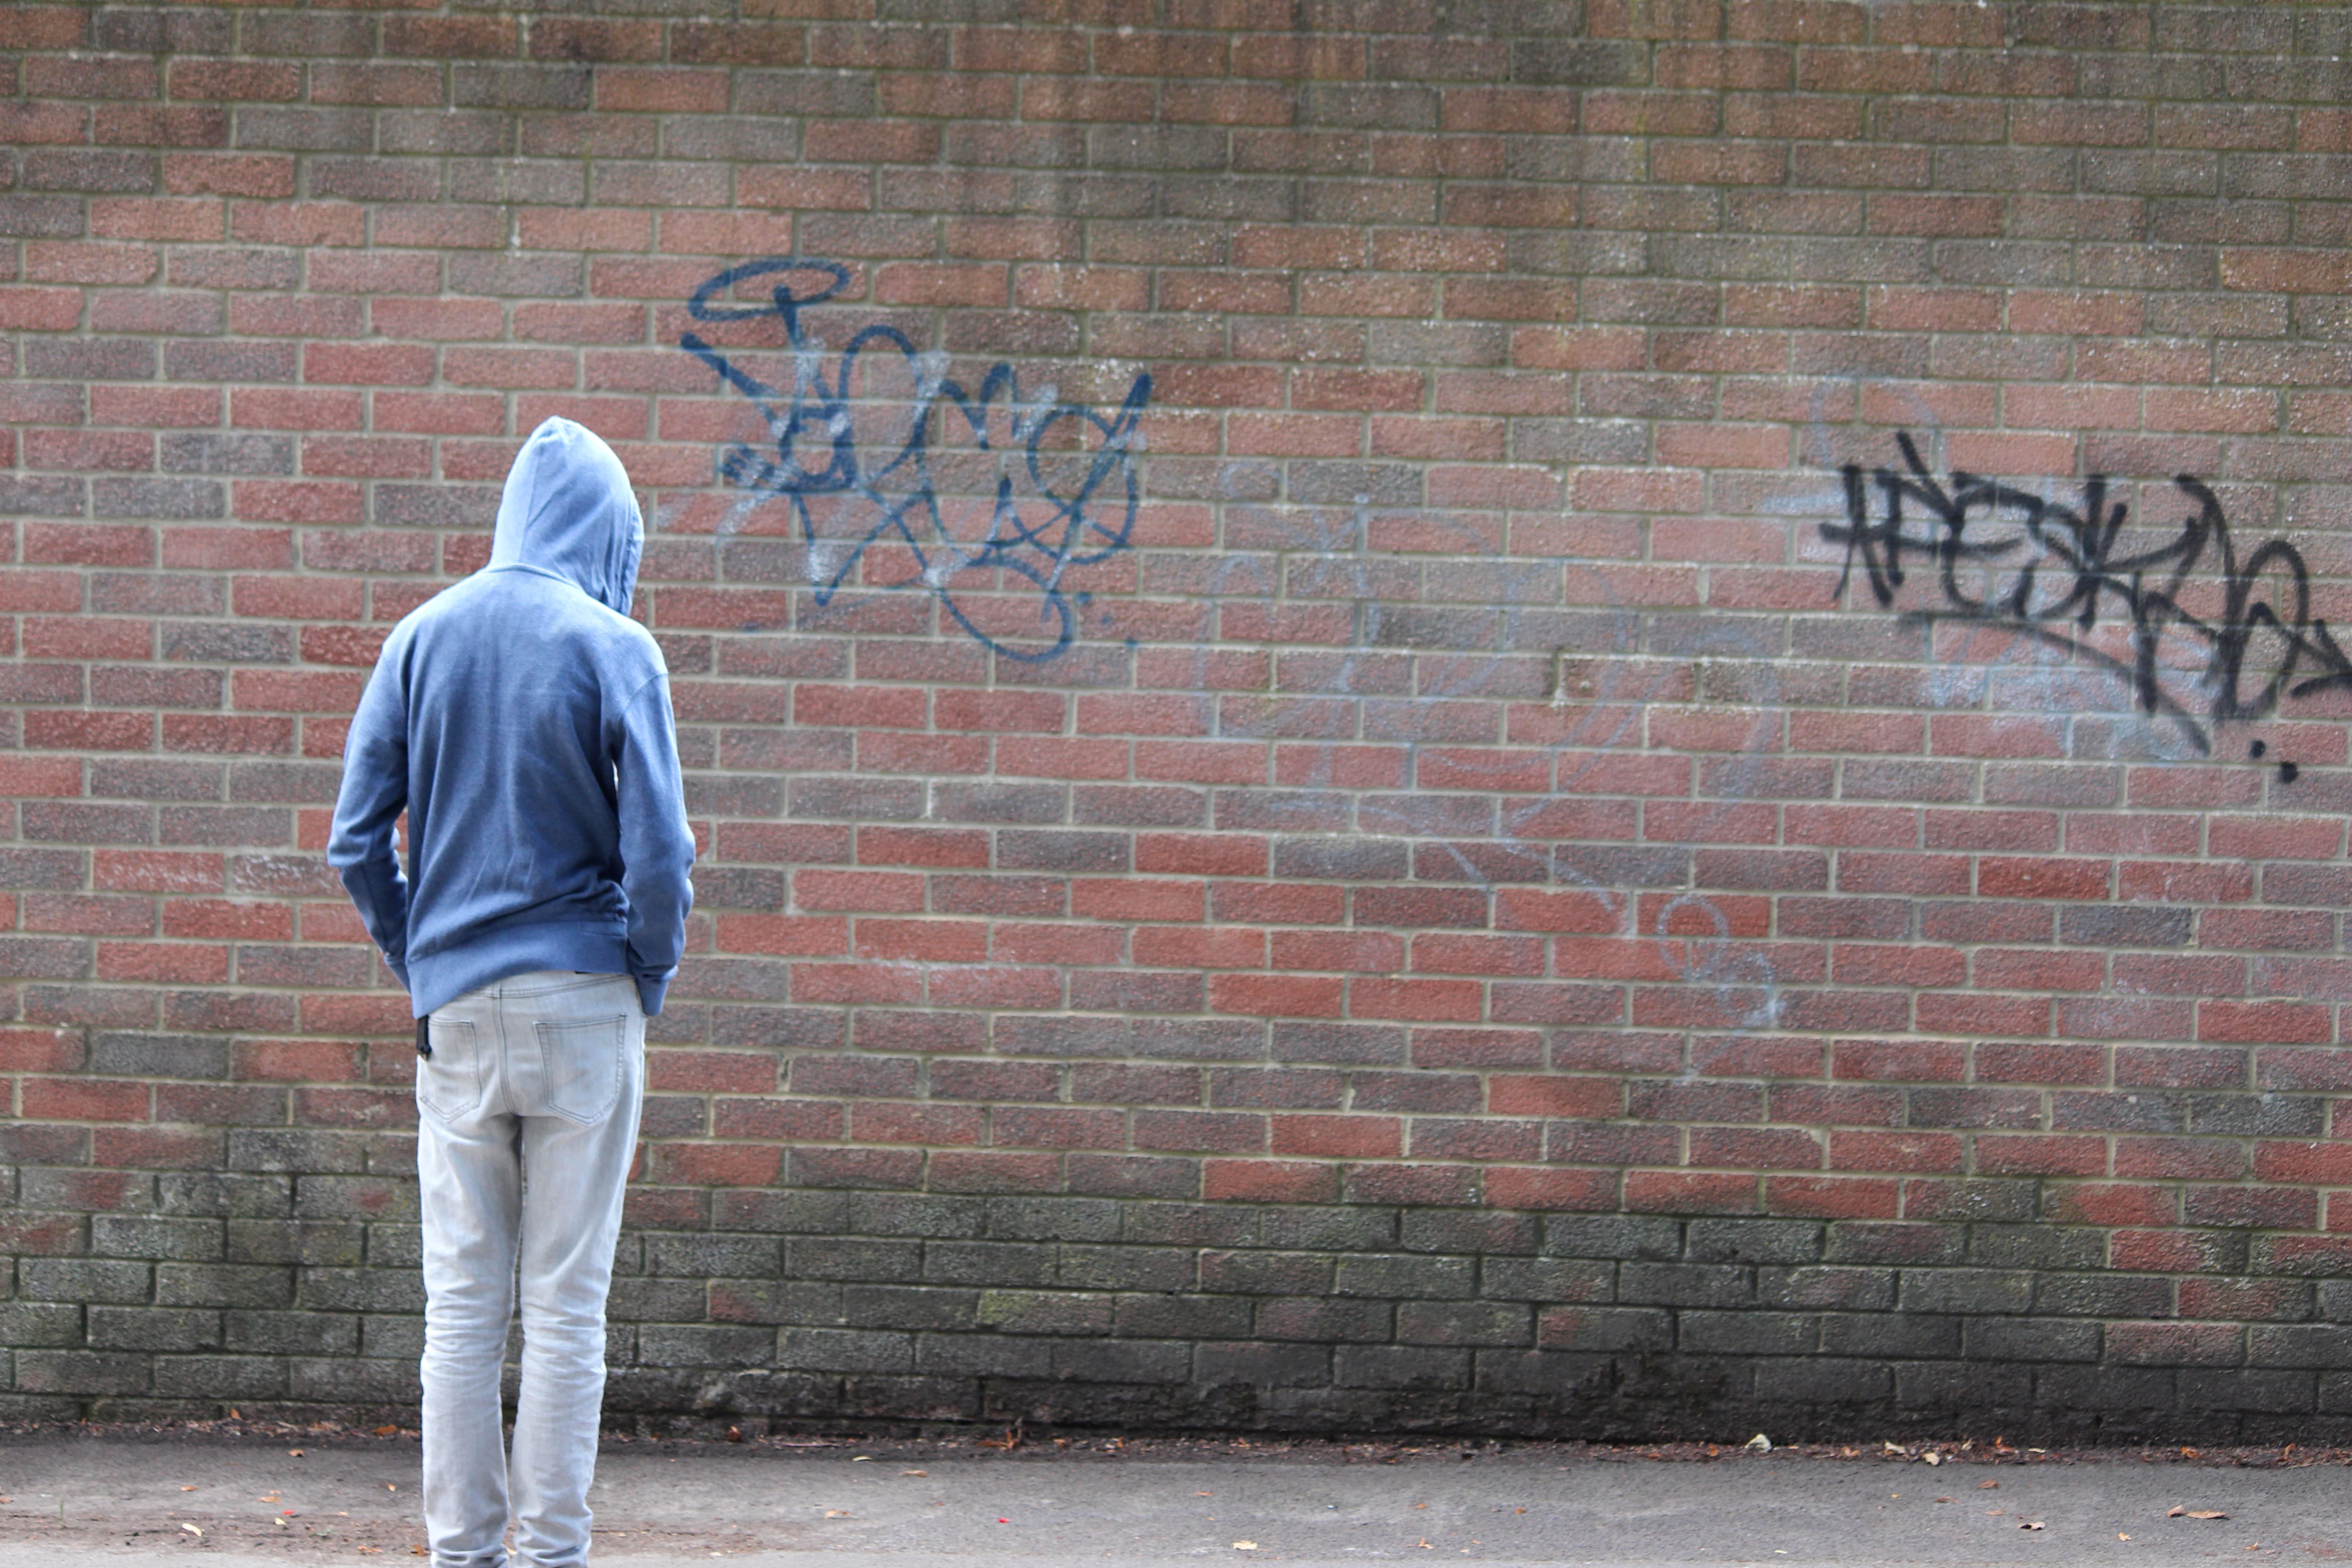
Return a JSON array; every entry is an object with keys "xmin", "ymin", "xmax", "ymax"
[{"xmin": 0, "ymin": 1428, "xmax": 2344, "ymax": 1566}]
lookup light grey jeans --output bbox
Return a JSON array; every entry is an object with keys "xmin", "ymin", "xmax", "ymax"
[{"xmin": 415, "ymin": 970, "xmax": 645, "ymax": 1568}]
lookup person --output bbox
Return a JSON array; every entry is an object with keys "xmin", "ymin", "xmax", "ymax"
[{"xmin": 329, "ymin": 416, "xmax": 695, "ymax": 1568}]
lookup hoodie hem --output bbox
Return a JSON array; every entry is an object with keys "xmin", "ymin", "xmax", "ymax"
[{"xmin": 408, "ymin": 923, "xmax": 631, "ymax": 1019}]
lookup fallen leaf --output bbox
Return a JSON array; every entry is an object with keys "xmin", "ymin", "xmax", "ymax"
[
  {"xmin": 1415, "ymin": 1502, "xmax": 1428, "ymax": 1509},
  {"xmin": 289, "ymin": 1449, "xmax": 306, "ymax": 1458},
  {"xmin": 1417, "ymin": 1539, "xmax": 1432, "ymax": 1550},
  {"xmin": 1233, "ymin": 1542, "xmax": 1257, "ymax": 1551},
  {"xmin": 2170, "ymin": 1508, "xmax": 2227, "ymax": 1520},
  {"xmin": 2121, "ymin": 1535, "xmax": 2130, "ymax": 1541},
  {"xmin": 900, "ymin": 1470, "xmax": 927, "ymax": 1477},
  {"xmin": 1515, "ymin": 1508, "xmax": 1526, "ymax": 1515},
  {"xmin": 1979, "ymin": 1480, "xmax": 2000, "ymax": 1490},
  {"xmin": 2181, "ymin": 1447, "xmax": 2199, "ymax": 1458},
  {"xmin": 1745, "ymin": 1433, "xmax": 1772, "ymax": 1452},
  {"xmin": 375, "ymin": 1425, "xmax": 399, "ymax": 1436},
  {"xmin": 181, "ymin": 1485, "xmax": 197, "ymax": 1492},
  {"xmin": 1935, "ymin": 1497, "xmax": 1952, "ymax": 1504},
  {"xmin": 260, "ymin": 1494, "xmax": 282, "ymax": 1502},
  {"xmin": 2020, "ymin": 1521, "xmax": 2045, "ymax": 1531},
  {"xmin": 851, "ymin": 1455, "xmax": 871, "ymax": 1462},
  {"xmin": 1924, "ymin": 1453, "xmax": 1942, "ymax": 1466},
  {"xmin": 726, "ymin": 1428, "xmax": 742, "ymax": 1443},
  {"xmin": 1883, "ymin": 1441, "xmax": 1904, "ymax": 1455},
  {"xmin": 1197, "ymin": 1492, "xmax": 1215, "ymax": 1497},
  {"xmin": 180, "ymin": 1524, "xmax": 202, "ymax": 1538},
  {"xmin": 387, "ymin": 1484, "xmax": 398, "ymax": 1491}
]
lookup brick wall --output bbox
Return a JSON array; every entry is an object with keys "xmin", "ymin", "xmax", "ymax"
[{"xmin": 6, "ymin": 0, "xmax": 2352, "ymax": 1443}]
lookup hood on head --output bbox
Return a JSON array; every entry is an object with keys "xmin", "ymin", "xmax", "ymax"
[{"xmin": 487, "ymin": 416, "xmax": 643, "ymax": 614}]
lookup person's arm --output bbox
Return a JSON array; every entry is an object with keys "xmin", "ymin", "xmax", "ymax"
[
  {"xmin": 326, "ymin": 644, "xmax": 413, "ymax": 994},
  {"xmin": 615, "ymin": 670, "xmax": 695, "ymax": 1015}
]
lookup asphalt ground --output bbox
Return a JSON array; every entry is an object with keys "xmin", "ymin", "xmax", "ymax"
[{"xmin": 0, "ymin": 1424, "xmax": 2344, "ymax": 1566}]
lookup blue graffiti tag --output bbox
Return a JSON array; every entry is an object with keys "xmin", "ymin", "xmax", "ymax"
[{"xmin": 677, "ymin": 258, "xmax": 1152, "ymax": 661}]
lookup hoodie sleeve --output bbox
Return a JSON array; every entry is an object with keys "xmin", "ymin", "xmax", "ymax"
[
  {"xmin": 614, "ymin": 670, "xmax": 696, "ymax": 1016},
  {"xmin": 326, "ymin": 641, "xmax": 413, "ymax": 995}
]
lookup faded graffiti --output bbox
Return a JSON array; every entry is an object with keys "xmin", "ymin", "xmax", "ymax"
[
  {"xmin": 1824, "ymin": 431, "xmax": 2352, "ymax": 758},
  {"xmin": 678, "ymin": 258, "xmax": 1152, "ymax": 661},
  {"xmin": 1180, "ymin": 494, "xmax": 1786, "ymax": 1030}
]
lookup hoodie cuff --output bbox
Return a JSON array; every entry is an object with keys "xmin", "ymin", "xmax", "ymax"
[{"xmin": 635, "ymin": 974, "xmax": 669, "ymax": 1017}]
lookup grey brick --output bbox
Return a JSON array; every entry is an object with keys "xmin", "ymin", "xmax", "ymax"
[
  {"xmin": 2178, "ymin": 1367, "xmax": 2315, "ymax": 1414},
  {"xmin": 2033, "ymin": 1364, "xmax": 2176, "ymax": 1411},
  {"xmin": 1334, "ymin": 1345, "xmax": 1470, "ymax": 1391},
  {"xmin": 1820, "ymin": 1312, "xmax": 1961, "ymax": 1359},
  {"xmin": 0, "ymin": 1303, "xmax": 84, "ymax": 1348},
  {"xmin": 154, "ymin": 1264, "xmax": 292, "ymax": 1309},
  {"xmin": 2033, "ymin": 1272, "xmax": 2175, "ymax": 1318},
  {"xmin": 1332, "ymin": 1254, "xmax": 1475, "ymax": 1300},
  {"xmin": 1753, "ymin": 1356, "xmax": 1892, "ymax": 1405},
  {"xmin": 977, "ymin": 1289, "xmax": 1111, "ymax": 1336},
  {"xmin": 1544, "ymin": 1215, "xmax": 1681, "ymax": 1261},
  {"xmin": 1194, "ymin": 1340, "xmax": 1332, "ymax": 1389},
  {"xmin": 86, "ymin": 1305, "xmax": 220, "ymax": 1351},
  {"xmin": 288, "ymin": 1356, "xmax": 417, "ymax": 1403},
  {"xmin": 1897, "ymin": 1269, "xmax": 2035, "ymax": 1315},
  {"xmin": 223, "ymin": 1309, "xmax": 358, "ymax": 1356},
  {"xmin": 1480, "ymin": 1258, "xmax": 1615, "ymax": 1304},
  {"xmin": 91, "ymin": 1215, "xmax": 222, "ymax": 1262},
  {"xmin": 647, "ymin": 1234, "xmax": 781, "ymax": 1279},
  {"xmin": 228, "ymin": 1131, "xmax": 366, "ymax": 1174},
  {"xmin": 845, "ymin": 1192, "xmax": 985, "ymax": 1240},
  {"xmin": 2248, "ymin": 1324, "xmax": 2352, "ymax": 1369},
  {"xmin": 914, "ymin": 1332, "xmax": 1054, "ymax": 1378},
  {"xmin": 1686, "ymin": 1219, "xmax": 1824, "ymax": 1265},
  {"xmin": 1052, "ymin": 1338, "xmax": 1191, "ymax": 1384},
  {"xmin": 1255, "ymin": 1296, "xmax": 1392, "ymax": 1344},
  {"xmin": 1474, "ymin": 1347, "xmax": 1616, "ymax": 1397},
  {"xmin": 841, "ymin": 1285, "xmax": 978, "ymax": 1332},
  {"xmin": 1200, "ymin": 1250, "xmax": 1333, "ymax": 1297},
  {"xmin": 152, "ymin": 1353, "xmax": 288, "ymax": 1399},
  {"xmin": 224, "ymin": 1219, "xmax": 366, "ymax": 1266},
  {"xmin": 298, "ymin": 1268, "xmax": 425, "ymax": 1313},
  {"xmin": 634, "ymin": 1325, "xmax": 774, "ymax": 1369},
  {"xmin": 361, "ymin": 1315, "xmax": 424, "ymax": 1361},
  {"xmin": 1058, "ymin": 1245, "xmax": 1194, "ymax": 1293},
  {"xmin": 924, "ymin": 1242, "xmax": 1056, "ymax": 1287},
  {"xmin": 1536, "ymin": 1306, "xmax": 1671, "ymax": 1353},
  {"xmin": 985, "ymin": 1197, "xmax": 1122, "ymax": 1244},
  {"xmin": 1256, "ymin": 1205, "xmax": 1398, "ymax": 1252},
  {"xmin": 1756, "ymin": 1266, "xmax": 1896, "ymax": 1312},
  {"xmin": 1680, "ymin": 1310, "xmax": 1819, "ymax": 1356},
  {"xmin": 1396, "ymin": 1301, "xmax": 1533, "ymax": 1347},
  {"xmin": 296, "ymin": 1178, "xmax": 418, "ymax": 1224},
  {"xmin": 1968, "ymin": 1224, "xmax": 2106, "ymax": 1271},
  {"xmin": 1619, "ymin": 1263, "xmax": 1752, "ymax": 1309},
  {"xmin": 14, "ymin": 1350, "xmax": 149, "ymax": 1395},
  {"xmin": 90, "ymin": 1032, "xmax": 229, "ymax": 1079},
  {"xmin": 19, "ymin": 1260, "xmax": 150, "ymax": 1305},
  {"xmin": 779, "ymin": 1328, "xmax": 915, "ymax": 1374},
  {"xmin": 787, "ymin": 1238, "xmax": 922, "ymax": 1283}
]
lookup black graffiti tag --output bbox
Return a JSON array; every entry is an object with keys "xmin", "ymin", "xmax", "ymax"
[{"xmin": 1823, "ymin": 432, "xmax": 2352, "ymax": 756}]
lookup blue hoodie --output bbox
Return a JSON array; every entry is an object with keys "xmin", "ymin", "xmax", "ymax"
[{"xmin": 328, "ymin": 418, "xmax": 695, "ymax": 1018}]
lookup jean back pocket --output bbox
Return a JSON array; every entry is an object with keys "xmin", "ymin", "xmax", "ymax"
[
  {"xmin": 415, "ymin": 1018, "xmax": 484, "ymax": 1120},
  {"xmin": 536, "ymin": 1014, "xmax": 626, "ymax": 1124}
]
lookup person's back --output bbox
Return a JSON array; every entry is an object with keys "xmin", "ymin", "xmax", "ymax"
[{"xmin": 329, "ymin": 416, "xmax": 694, "ymax": 1568}]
